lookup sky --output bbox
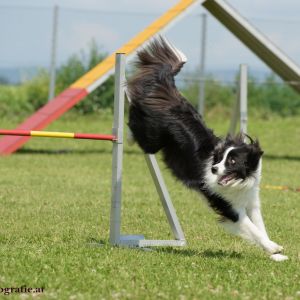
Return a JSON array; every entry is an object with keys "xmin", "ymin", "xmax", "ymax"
[{"xmin": 1, "ymin": 0, "xmax": 300, "ymax": 80}]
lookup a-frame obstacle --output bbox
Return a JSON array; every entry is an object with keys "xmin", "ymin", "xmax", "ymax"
[
  {"xmin": 0, "ymin": 53, "xmax": 186, "ymax": 248},
  {"xmin": 0, "ymin": 0, "xmax": 200, "ymax": 155},
  {"xmin": 3, "ymin": 0, "xmax": 300, "ymax": 155}
]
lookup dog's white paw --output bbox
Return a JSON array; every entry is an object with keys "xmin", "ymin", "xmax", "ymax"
[
  {"xmin": 264, "ymin": 240, "xmax": 283, "ymax": 254},
  {"xmin": 270, "ymin": 253, "xmax": 288, "ymax": 262}
]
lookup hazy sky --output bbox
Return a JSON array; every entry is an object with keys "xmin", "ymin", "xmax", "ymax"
[{"xmin": 1, "ymin": 0, "xmax": 300, "ymax": 76}]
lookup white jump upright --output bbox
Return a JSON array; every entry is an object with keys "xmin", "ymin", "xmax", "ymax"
[
  {"xmin": 109, "ymin": 53, "xmax": 126, "ymax": 245},
  {"xmin": 229, "ymin": 64, "xmax": 248, "ymax": 135},
  {"xmin": 239, "ymin": 64, "xmax": 248, "ymax": 134},
  {"xmin": 109, "ymin": 53, "xmax": 186, "ymax": 248}
]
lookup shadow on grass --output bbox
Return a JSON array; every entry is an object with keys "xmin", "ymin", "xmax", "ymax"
[
  {"xmin": 85, "ymin": 239, "xmax": 244, "ymax": 259},
  {"xmin": 200, "ymin": 249, "xmax": 243, "ymax": 259},
  {"xmin": 16, "ymin": 149, "xmax": 300, "ymax": 161},
  {"xmin": 16, "ymin": 148, "xmax": 141, "ymax": 155},
  {"xmin": 155, "ymin": 247, "xmax": 243, "ymax": 259},
  {"xmin": 264, "ymin": 154, "xmax": 300, "ymax": 161}
]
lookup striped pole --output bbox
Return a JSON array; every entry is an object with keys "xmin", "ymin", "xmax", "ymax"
[
  {"xmin": 0, "ymin": 130, "xmax": 116, "ymax": 141},
  {"xmin": 262, "ymin": 185, "xmax": 300, "ymax": 193}
]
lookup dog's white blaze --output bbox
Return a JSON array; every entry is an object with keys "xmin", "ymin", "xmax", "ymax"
[{"xmin": 212, "ymin": 146, "xmax": 235, "ymax": 175}]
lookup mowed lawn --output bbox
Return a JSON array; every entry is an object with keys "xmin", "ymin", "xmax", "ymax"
[{"xmin": 0, "ymin": 112, "xmax": 299, "ymax": 300}]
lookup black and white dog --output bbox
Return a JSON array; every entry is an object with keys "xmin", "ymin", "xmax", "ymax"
[{"xmin": 127, "ymin": 37, "xmax": 284, "ymax": 256}]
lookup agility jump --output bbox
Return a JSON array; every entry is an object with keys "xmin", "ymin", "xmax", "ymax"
[
  {"xmin": 1, "ymin": 0, "xmax": 299, "ymax": 252},
  {"xmin": 0, "ymin": 53, "xmax": 186, "ymax": 248},
  {"xmin": 0, "ymin": 130, "xmax": 116, "ymax": 141}
]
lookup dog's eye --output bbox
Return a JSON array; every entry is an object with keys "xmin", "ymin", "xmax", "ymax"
[{"xmin": 230, "ymin": 158, "xmax": 236, "ymax": 165}]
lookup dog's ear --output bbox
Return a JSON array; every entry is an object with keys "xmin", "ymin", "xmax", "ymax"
[
  {"xmin": 225, "ymin": 133, "xmax": 234, "ymax": 145},
  {"xmin": 225, "ymin": 133, "xmax": 244, "ymax": 146},
  {"xmin": 244, "ymin": 133, "xmax": 254, "ymax": 144},
  {"xmin": 247, "ymin": 139, "xmax": 264, "ymax": 169},
  {"xmin": 253, "ymin": 138, "xmax": 264, "ymax": 157},
  {"xmin": 245, "ymin": 135, "xmax": 264, "ymax": 156}
]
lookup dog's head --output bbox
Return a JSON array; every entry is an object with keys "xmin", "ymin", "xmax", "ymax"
[{"xmin": 209, "ymin": 134, "xmax": 263, "ymax": 188}]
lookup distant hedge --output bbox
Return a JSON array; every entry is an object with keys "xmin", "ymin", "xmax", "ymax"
[
  {"xmin": 181, "ymin": 73, "xmax": 300, "ymax": 116},
  {"xmin": 1, "ymin": 42, "xmax": 300, "ymax": 118},
  {"xmin": 0, "ymin": 41, "xmax": 114, "ymax": 118}
]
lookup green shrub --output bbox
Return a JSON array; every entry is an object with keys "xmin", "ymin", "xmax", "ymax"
[
  {"xmin": 181, "ymin": 72, "xmax": 300, "ymax": 117},
  {"xmin": 1, "ymin": 43, "xmax": 300, "ymax": 118},
  {"xmin": 248, "ymin": 74, "xmax": 300, "ymax": 116},
  {"xmin": 0, "ymin": 40, "xmax": 115, "ymax": 118},
  {"xmin": 180, "ymin": 75, "xmax": 235, "ymax": 114},
  {"xmin": 56, "ymin": 40, "xmax": 115, "ymax": 114},
  {"xmin": 0, "ymin": 85, "xmax": 32, "ymax": 118},
  {"xmin": 23, "ymin": 69, "xmax": 50, "ymax": 110}
]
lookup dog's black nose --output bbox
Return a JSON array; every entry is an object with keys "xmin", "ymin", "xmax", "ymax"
[{"xmin": 211, "ymin": 166, "xmax": 218, "ymax": 174}]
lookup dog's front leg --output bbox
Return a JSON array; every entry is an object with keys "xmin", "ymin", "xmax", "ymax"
[
  {"xmin": 221, "ymin": 210, "xmax": 283, "ymax": 254},
  {"xmin": 246, "ymin": 196, "xmax": 269, "ymax": 238}
]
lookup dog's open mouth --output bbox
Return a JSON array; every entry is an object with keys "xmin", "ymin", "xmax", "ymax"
[{"xmin": 218, "ymin": 173, "xmax": 236, "ymax": 186}]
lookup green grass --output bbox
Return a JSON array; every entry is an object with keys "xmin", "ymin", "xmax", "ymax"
[{"xmin": 0, "ymin": 112, "xmax": 299, "ymax": 300}]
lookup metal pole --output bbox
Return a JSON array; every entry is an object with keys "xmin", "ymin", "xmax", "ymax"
[
  {"xmin": 48, "ymin": 5, "xmax": 59, "ymax": 102},
  {"xmin": 110, "ymin": 53, "xmax": 126, "ymax": 245},
  {"xmin": 198, "ymin": 13, "xmax": 207, "ymax": 116},
  {"xmin": 228, "ymin": 64, "xmax": 248, "ymax": 135},
  {"xmin": 239, "ymin": 64, "xmax": 248, "ymax": 134},
  {"xmin": 228, "ymin": 89, "xmax": 240, "ymax": 135},
  {"xmin": 144, "ymin": 154, "xmax": 185, "ymax": 241}
]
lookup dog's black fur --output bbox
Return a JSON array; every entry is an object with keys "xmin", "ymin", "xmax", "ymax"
[{"xmin": 127, "ymin": 37, "xmax": 263, "ymax": 223}]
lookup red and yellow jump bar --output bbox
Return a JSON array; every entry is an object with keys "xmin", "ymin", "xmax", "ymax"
[{"xmin": 0, "ymin": 129, "xmax": 116, "ymax": 141}]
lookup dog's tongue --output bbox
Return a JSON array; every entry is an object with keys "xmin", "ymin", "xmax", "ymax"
[{"xmin": 218, "ymin": 174, "xmax": 235, "ymax": 186}]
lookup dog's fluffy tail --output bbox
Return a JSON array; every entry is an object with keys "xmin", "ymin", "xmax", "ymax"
[
  {"xmin": 127, "ymin": 36, "xmax": 188, "ymax": 153},
  {"xmin": 127, "ymin": 37, "xmax": 186, "ymax": 103}
]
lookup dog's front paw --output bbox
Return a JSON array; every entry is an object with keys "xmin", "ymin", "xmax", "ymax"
[{"xmin": 264, "ymin": 240, "xmax": 283, "ymax": 254}]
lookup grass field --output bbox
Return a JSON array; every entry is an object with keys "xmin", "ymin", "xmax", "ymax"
[{"xmin": 0, "ymin": 112, "xmax": 299, "ymax": 300}]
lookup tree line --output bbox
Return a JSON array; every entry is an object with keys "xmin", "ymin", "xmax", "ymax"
[{"xmin": 1, "ymin": 42, "xmax": 300, "ymax": 118}]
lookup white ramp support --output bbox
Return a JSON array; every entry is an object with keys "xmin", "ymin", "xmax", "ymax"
[
  {"xmin": 198, "ymin": 13, "xmax": 207, "ymax": 116},
  {"xmin": 110, "ymin": 53, "xmax": 186, "ymax": 248},
  {"xmin": 229, "ymin": 64, "xmax": 248, "ymax": 135},
  {"xmin": 202, "ymin": 0, "xmax": 300, "ymax": 93}
]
